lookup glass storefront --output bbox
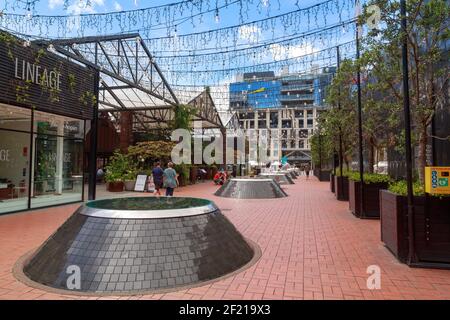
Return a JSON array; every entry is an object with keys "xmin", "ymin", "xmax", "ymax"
[{"xmin": 0, "ymin": 104, "xmax": 85, "ymax": 214}]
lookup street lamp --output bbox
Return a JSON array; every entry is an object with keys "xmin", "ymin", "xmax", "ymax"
[{"xmin": 400, "ymin": 0, "xmax": 416, "ymax": 265}]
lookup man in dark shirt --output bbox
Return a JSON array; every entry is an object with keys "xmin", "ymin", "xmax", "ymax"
[{"xmin": 152, "ymin": 162, "xmax": 164, "ymax": 196}]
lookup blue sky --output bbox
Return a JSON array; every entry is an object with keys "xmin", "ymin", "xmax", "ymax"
[{"xmin": 1, "ymin": 0, "xmax": 357, "ymax": 98}]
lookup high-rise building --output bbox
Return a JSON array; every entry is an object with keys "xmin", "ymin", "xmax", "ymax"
[{"xmin": 229, "ymin": 68, "xmax": 335, "ymax": 164}]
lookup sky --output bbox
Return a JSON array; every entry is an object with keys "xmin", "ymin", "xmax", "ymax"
[{"xmin": 1, "ymin": 0, "xmax": 358, "ymax": 116}]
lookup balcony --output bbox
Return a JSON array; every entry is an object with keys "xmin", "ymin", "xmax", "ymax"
[
  {"xmin": 280, "ymin": 84, "xmax": 313, "ymax": 92},
  {"xmin": 280, "ymin": 94, "xmax": 314, "ymax": 101}
]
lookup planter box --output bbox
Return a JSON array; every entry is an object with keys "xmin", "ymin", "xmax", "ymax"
[
  {"xmin": 334, "ymin": 176, "xmax": 349, "ymax": 201},
  {"xmin": 380, "ymin": 190, "xmax": 450, "ymax": 265},
  {"xmin": 349, "ymin": 180, "xmax": 388, "ymax": 218},
  {"xmin": 314, "ymin": 169, "xmax": 331, "ymax": 181},
  {"xmin": 106, "ymin": 181, "xmax": 124, "ymax": 192},
  {"xmin": 124, "ymin": 180, "xmax": 136, "ymax": 191},
  {"xmin": 330, "ymin": 174, "xmax": 335, "ymax": 192}
]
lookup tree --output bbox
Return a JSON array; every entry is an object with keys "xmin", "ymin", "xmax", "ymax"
[
  {"xmin": 360, "ymin": 0, "xmax": 450, "ymax": 183},
  {"xmin": 322, "ymin": 59, "xmax": 359, "ymax": 169}
]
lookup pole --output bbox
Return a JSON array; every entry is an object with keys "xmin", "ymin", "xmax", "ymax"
[
  {"xmin": 88, "ymin": 44, "xmax": 100, "ymax": 201},
  {"xmin": 356, "ymin": 0, "xmax": 365, "ymax": 217},
  {"xmin": 337, "ymin": 45, "xmax": 344, "ymax": 196},
  {"xmin": 400, "ymin": 0, "xmax": 416, "ymax": 265},
  {"xmin": 318, "ymin": 127, "xmax": 323, "ymax": 173}
]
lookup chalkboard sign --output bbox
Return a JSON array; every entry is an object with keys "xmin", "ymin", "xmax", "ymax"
[{"xmin": 134, "ymin": 175, "xmax": 148, "ymax": 192}]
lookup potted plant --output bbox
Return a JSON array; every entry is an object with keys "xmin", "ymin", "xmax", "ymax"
[
  {"xmin": 105, "ymin": 152, "xmax": 130, "ymax": 192},
  {"xmin": 380, "ymin": 181, "xmax": 450, "ymax": 265},
  {"xmin": 123, "ymin": 169, "xmax": 138, "ymax": 191},
  {"xmin": 348, "ymin": 172, "xmax": 391, "ymax": 218}
]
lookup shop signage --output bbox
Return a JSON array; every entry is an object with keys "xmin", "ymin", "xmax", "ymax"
[
  {"xmin": 0, "ymin": 36, "xmax": 97, "ymax": 120},
  {"xmin": 14, "ymin": 57, "xmax": 62, "ymax": 91},
  {"xmin": 425, "ymin": 167, "xmax": 450, "ymax": 195},
  {"xmin": 0, "ymin": 149, "xmax": 10, "ymax": 162}
]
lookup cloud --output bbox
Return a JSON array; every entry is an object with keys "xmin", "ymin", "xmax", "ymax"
[
  {"xmin": 66, "ymin": 0, "xmax": 105, "ymax": 15},
  {"xmin": 48, "ymin": 0, "xmax": 63, "ymax": 9},
  {"xmin": 238, "ymin": 25, "xmax": 262, "ymax": 43},
  {"xmin": 268, "ymin": 43, "xmax": 315, "ymax": 61},
  {"xmin": 114, "ymin": 1, "xmax": 122, "ymax": 11}
]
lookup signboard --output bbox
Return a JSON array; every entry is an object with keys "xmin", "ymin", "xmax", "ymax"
[
  {"xmin": 425, "ymin": 167, "xmax": 450, "ymax": 195},
  {"xmin": 0, "ymin": 36, "xmax": 96, "ymax": 120},
  {"xmin": 134, "ymin": 175, "xmax": 148, "ymax": 192}
]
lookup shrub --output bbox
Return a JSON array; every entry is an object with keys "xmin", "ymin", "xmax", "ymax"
[
  {"xmin": 388, "ymin": 180, "xmax": 424, "ymax": 196},
  {"xmin": 348, "ymin": 172, "xmax": 392, "ymax": 184}
]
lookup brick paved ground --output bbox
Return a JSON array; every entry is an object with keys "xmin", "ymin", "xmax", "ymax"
[{"xmin": 0, "ymin": 176, "xmax": 449, "ymax": 300}]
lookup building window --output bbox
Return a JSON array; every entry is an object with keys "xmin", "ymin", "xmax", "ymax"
[
  {"xmin": 31, "ymin": 111, "xmax": 85, "ymax": 209},
  {"xmin": 299, "ymin": 140, "xmax": 305, "ymax": 149},
  {"xmin": 307, "ymin": 119, "xmax": 313, "ymax": 128},
  {"xmin": 298, "ymin": 119, "xmax": 304, "ymax": 128},
  {"xmin": 249, "ymin": 120, "xmax": 255, "ymax": 129},
  {"xmin": 0, "ymin": 105, "xmax": 32, "ymax": 214},
  {"xmin": 281, "ymin": 120, "xmax": 292, "ymax": 128},
  {"xmin": 294, "ymin": 110, "xmax": 303, "ymax": 118},
  {"xmin": 258, "ymin": 120, "xmax": 267, "ymax": 128},
  {"xmin": 307, "ymin": 110, "xmax": 314, "ymax": 118},
  {"xmin": 270, "ymin": 112, "xmax": 278, "ymax": 128}
]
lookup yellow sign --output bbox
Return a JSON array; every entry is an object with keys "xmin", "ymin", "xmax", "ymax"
[
  {"xmin": 248, "ymin": 87, "xmax": 266, "ymax": 94},
  {"xmin": 425, "ymin": 167, "xmax": 450, "ymax": 195}
]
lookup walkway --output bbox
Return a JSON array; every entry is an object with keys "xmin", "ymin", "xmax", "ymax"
[{"xmin": 0, "ymin": 177, "xmax": 449, "ymax": 300}]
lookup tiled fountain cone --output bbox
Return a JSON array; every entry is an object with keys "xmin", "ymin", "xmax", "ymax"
[
  {"xmin": 279, "ymin": 170, "xmax": 297, "ymax": 179},
  {"xmin": 258, "ymin": 172, "xmax": 295, "ymax": 185},
  {"xmin": 22, "ymin": 197, "xmax": 255, "ymax": 294},
  {"xmin": 214, "ymin": 178, "xmax": 287, "ymax": 199}
]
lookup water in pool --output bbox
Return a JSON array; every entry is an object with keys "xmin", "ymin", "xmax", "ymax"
[{"xmin": 87, "ymin": 197, "xmax": 211, "ymax": 210}]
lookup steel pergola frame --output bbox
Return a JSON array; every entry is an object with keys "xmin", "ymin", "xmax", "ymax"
[{"xmin": 33, "ymin": 33, "xmax": 225, "ymax": 131}]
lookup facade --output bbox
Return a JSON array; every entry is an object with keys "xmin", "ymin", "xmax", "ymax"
[
  {"xmin": 230, "ymin": 68, "xmax": 335, "ymax": 164},
  {"xmin": 0, "ymin": 34, "xmax": 97, "ymax": 214}
]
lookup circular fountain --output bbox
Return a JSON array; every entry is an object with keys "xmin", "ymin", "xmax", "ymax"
[
  {"xmin": 215, "ymin": 178, "xmax": 287, "ymax": 199},
  {"xmin": 20, "ymin": 197, "xmax": 256, "ymax": 294},
  {"xmin": 258, "ymin": 172, "xmax": 295, "ymax": 185}
]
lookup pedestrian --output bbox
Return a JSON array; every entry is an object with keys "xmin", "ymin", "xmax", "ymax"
[
  {"xmin": 163, "ymin": 162, "xmax": 178, "ymax": 197},
  {"xmin": 305, "ymin": 164, "xmax": 310, "ymax": 180},
  {"xmin": 152, "ymin": 161, "xmax": 164, "ymax": 196}
]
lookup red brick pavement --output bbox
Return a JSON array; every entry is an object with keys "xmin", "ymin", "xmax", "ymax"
[{"xmin": 0, "ymin": 176, "xmax": 449, "ymax": 300}]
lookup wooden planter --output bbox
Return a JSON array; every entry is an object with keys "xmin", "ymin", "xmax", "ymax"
[
  {"xmin": 334, "ymin": 176, "xmax": 349, "ymax": 201},
  {"xmin": 106, "ymin": 181, "xmax": 124, "ymax": 192},
  {"xmin": 380, "ymin": 190, "xmax": 450, "ymax": 265},
  {"xmin": 349, "ymin": 180, "xmax": 388, "ymax": 218},
  {"xmin": 330, "ymin": 174, "xmax": 335, "ymax": 192}
]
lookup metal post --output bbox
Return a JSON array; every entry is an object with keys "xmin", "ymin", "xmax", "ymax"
[
  {"xmin": 400, "ymin": 0, "xmax": 416, "ymax": 265},
  {"xmin": 337, "ymin": 45, "xmax": 344, "ymax": 195},
  {"xmin": 356, "ymin": 2, "xmax": 365, "ymax": 217},
  {"xmin": 318, "ymin": 127, "xmax": 323, "ymax": 174},
  {"xmin": 88, "ymin": 45, "xmax": 100, "ymax": 201}
]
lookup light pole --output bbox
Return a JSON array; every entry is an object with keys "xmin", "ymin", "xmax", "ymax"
[
  {"xmin": 356, "ymin": 0, "xmax": 365, "ymax": 217},
  {"xmin": 400, "ymin": 0, "xmax": 416, "ymax": 265}
]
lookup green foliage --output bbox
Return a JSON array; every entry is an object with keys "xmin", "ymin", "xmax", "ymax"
[
  {"xmin": 127, "ymin": 141, "xmax": 175, "ymax": 168},
  {"xmin": 388, "ymin": 180, "xmax": 425, "ymax": 196},
  {"xmin": 310, "ymin": 130, "xmax": 334, "ymax": 168},
  {"xmin": 171, "ymin": 104, "xmax": 195, "ymax": 130},
  {"xmin": 347, "ymin": 172, "xmax": 392, "ymax": 184},
  {"xmin": 105, "ymin": 152, "xmax": 136, "ymax": 183}
]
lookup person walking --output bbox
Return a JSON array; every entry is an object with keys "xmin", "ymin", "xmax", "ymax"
[
  {"xmin": 305, "ymin": 163, "xmax": 310, "ymax": 180},
  {"xmin": 163, "ymin": 162, "xmax": 178, "ymax": 197},
  {"xmin": 152, "ymin": 161, "xmax": 164, "ymax": 196}
]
